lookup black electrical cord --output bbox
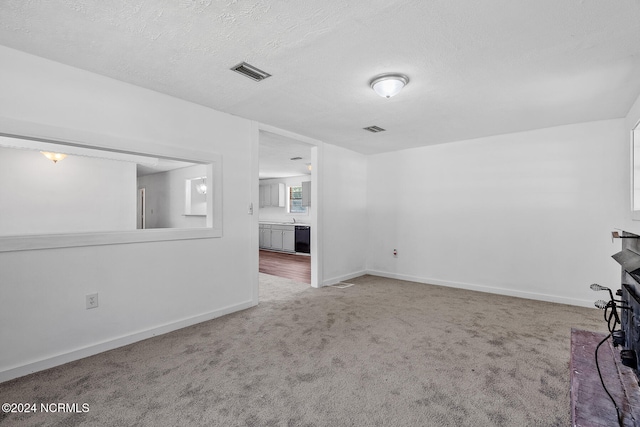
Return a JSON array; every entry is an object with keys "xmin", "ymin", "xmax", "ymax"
[
  {"xmin": 604, "ymin": 302, "xmax": 630, "ymax": 333},
  {"xmin": 591, "ymin": 286, "xmax": 630, "ymax": 425},
  {"xmin": 608, "ymin": 310, "xmax": 617, "ymax": 333},
  {"xmin": 595, "ymin": 333, "xmax": 623, "ymax": 427},
  {"xmin": 605, "ymin": 305, "xmax": 617, "ymax": 333}
]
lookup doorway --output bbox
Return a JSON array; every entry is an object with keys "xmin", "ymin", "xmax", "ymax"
[
  {"xmin": 259, "ymin": 250, "xmax": 311, "ymax": 283},
  {"xmin": 257, "ymin": 129, "xmax": 319, "ymax": 290}
]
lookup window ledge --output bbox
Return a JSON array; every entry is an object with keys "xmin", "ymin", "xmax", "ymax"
[{"xmin": 0, "ymin": 227, "xmax": 221, "ymax": 253}]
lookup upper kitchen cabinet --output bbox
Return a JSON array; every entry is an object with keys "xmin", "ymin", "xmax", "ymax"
[
  {"xmin": 259, "ymin": 184, "xmax": 269, "ymax": 207},
  {"xmin": 271, "ymin": 183, "xmax": 285, "ymax": 208},
  {"xmin": 302, "ymin": 181, "xmax": 311, "ymax": 207},
  {"xmin": 260, "ymin": 182, "xmax": 285, "ymax": 208}
]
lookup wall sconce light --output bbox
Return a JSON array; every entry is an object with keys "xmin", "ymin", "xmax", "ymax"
[
  {"xmin": 195, "ymin": 177, "xmax": 207, "ymax": 194},
  {"xmin": 370, "ymin": 73, "xmax": 409, "ymax": 98},
  {"xmin": 306, "ymin": 163, "xmax": 312, "ymax": 171},
  {"xmin": 41, "ymin": 152, "xmax": 67, "ymax": 163}
]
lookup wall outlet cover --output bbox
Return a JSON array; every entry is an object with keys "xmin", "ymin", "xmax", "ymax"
[{"xmin": 86, "ymin": 293, "xmax": 99, "ymax": 309}]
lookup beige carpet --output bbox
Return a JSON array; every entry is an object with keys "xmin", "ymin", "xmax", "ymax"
[{"xmin": 0, "ymin": 274, "xmax": 606, "ymax": 426}]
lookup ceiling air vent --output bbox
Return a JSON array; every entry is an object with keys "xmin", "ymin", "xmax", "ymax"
[
  {"xmin": 230, "ymin": 62, "xmax": 272, "ymax": 82},
  {"xmin": 363, "ymin": 125, "xmax": 386, "ymax": 133}
]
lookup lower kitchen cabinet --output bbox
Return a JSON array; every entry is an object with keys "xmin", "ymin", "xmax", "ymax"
[
  {"xmin": 259, "ymin": 223, "xmax": 295, "ymax": 253},
  {"xmin": 259, "ymin": 224, "xmax": 271, "ymax": 248},
  {"xmin": 282, "ymin": 228, "xmax": 295, "ymax": 252},
  {"xmin": 270, "ymin": 228, "xmax": 283, "ymax": 250}
]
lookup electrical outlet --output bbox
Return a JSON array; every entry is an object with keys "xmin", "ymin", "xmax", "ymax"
[{"xmin": 86, "ymin": 293, "xmax": 99, "ymax": 309}]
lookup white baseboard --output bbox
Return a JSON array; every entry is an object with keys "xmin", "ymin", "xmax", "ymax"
[
  {"xmin": 322, "ymin": 270, "xmax": 367, "ymax": 287},
  {"xmin": 3, "ymin": 272, "xmax": 593, "ymax": 384},
  {"xmin": 0, "ymin": 300, "xmax": 256, "ymax": 384},
  {"xmin": 365, "ymin": 269, "xmax": 595, "ymax": 308}
]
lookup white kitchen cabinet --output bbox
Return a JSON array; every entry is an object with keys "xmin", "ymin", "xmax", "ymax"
[
  {"xmin": 271, "ymin": 183, "xmax": 285, "ymax": 207},
  {"xmin": 282, "ymin": 228, "xmax": 295, "ymax": 252},
  {"xmin": 270, "ymin": 227, "xmax": 283, "ymax": 250},
  {"xmin": 302, "ymin": 181, "xmax": 311, "ymax": 207},
  {"xmin": 259, "ymin": 183, "xmax": 285, "ymax": 207},
  {"xmin": 260, "ymin": 223, "xmax": 295, "ymax": 252},
  {"xmin": 259, "ymin": 224, "xmax": 264, "ymax": 246},
  {"xmin": 259, "ymin": 224, "xmax": 272, "ymax": 248},
  {"xmin": 260, "ymin": 184, "xmax": 271, "ymax": 207},
  {"xmin": 263, "ymin": 227, "xmax": 272, "ymax": 248}
]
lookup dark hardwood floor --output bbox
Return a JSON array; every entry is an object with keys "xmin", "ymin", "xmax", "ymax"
[{"xmin": 259, "ymin": 250, "xmax": 311, "ymax": 284}]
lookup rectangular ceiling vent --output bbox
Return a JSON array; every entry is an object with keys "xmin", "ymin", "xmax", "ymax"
[
  {"xmin": 231, "ymin": 62, "xmax": 272, "ymax": 82},
  {"xmin": 363, "ymin": 125, "xmax": 386, "ymax": 133}
]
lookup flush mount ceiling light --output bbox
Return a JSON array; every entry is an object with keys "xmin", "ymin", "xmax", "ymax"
[
  {"xmin": 370, "ymin": 73, "xmax": 409, "ymax": 98},
  {"xmin": 41, "ymin": 151, "xmax": 67, "ymax": 163}
]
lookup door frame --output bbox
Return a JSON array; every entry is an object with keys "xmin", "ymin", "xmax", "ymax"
[
  {"xmin": 254, "ymin": 124, "xmax": 323, "ymax": 300},
  {"xmin": 137, "ymin": 187, "xmax": 146, "ymax": 229}
]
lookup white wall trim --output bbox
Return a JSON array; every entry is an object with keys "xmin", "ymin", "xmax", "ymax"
[
  {"xmin": 257, "ymin": 123, "xmax": 323, "ymax": 147},
  {"xmin": 311, "ymin": 144, "xmax": 323, "ymax": 288},
  {"xmin": 250, "ymin": 121, "xmax": 260, "ymax": 306},
  {"xmin": 0, "ymin": 300, "xmax": 256, "ymax": 384},
  {"xmin": 365, "ymin": 269, "xmax": 596, "ymax": 308},
  {"xmin": 631, "ymin": 120, "xmax": 640, "ymax": 220},
  {"xmin": 0, "ymin": 121, "xmax": 224, "ymax": 252},
  {"xmin": 0, "ymin": 228, "xmax": 220, "ymax": 253},
  {"xmin": 0, "ymin": 117, "xmax": 221, "ymax": 161},
  {"xmin": 322, "ymin": 270, "xmax": 368, "ymax": 287},
  {"xmin": 256, "ymin": 122, "xmax": 324, "ymax": 289}
]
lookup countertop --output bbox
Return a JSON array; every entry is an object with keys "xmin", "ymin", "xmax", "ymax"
[{"xmin": 259, "ymin": 221, "xmax": 310, "ymax": 226}]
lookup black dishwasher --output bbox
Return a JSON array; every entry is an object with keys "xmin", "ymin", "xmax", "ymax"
[{"xmin": 294, "ymin": 226, "xmax": 311, "ymax": 253}]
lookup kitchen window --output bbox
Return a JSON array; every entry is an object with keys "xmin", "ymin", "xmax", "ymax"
[{"xmin": 289, "ymin": 186, "xmax": 307, "ymax": 213}]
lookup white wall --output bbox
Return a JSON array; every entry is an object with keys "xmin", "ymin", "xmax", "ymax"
[
  {"xmin": 259, "ymin": 175, "xmax": 312, "ymax": 224},
  {"xmin": 366, "ymin": 119, "xmax": 627, "ymax": 307},
  {"xmin": 0, "ymin": 146, "xmax": 136, "ymax": 235},
  {"xmin": 0, "ymin": 45, "xmax": 257, "ymax": 381},
  {"xmin": 2, "ymin": 40, "xmax": 636, "ymax": 381},
  {"xmin": 321, "ymin": 143, "xmax": 368, "ymax": 284},
  {"xmin": 137, "ymin": 164, "xmax": 208, "ymax": 229}
]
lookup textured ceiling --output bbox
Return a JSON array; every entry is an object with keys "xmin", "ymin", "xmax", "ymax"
[{"xmin": 1, "ymin": 0, "xmax": 640, "ymax": 156}]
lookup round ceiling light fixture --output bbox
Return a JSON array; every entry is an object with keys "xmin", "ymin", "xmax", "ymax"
[
  {"xmin": 370, "ymin": 73, "xmax": 409, "ymax": 98},
  {"xmin": 41, "ymin": 151, "xmax": 68, "ymax": 163}
]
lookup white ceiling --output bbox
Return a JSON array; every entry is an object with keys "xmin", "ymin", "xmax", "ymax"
[
  {"xmin": 136, "ymin": 158, "xmax": 200, "ymax": 177},
  {"xmin": 259, "ymin": 131, "xmax": 311, "ymax": 179},
  {"xmin": 1, "ymin": 0, "xmax": 640, "ymax": 158}
]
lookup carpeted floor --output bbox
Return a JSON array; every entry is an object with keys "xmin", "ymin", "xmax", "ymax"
[{"xmin": 0, "ymin": 274, "xmax": 606, "ymax": 426}]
